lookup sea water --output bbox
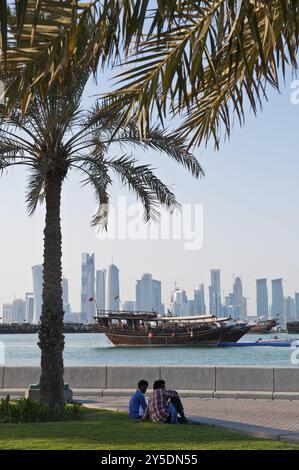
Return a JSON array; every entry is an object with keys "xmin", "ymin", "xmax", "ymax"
[{"xmin": 1, "ymin": 332, "xmax": 299, "ymax": 367}]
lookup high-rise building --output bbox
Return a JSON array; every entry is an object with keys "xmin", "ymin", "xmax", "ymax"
[
  {"xmin": 96, "ymin": 269, "xmax": 106, "ymax": 312},
  {"xmin": 32, "ymin": 265, "xmax": 43, "ymax": 323},
  {"xmin": 256, "ymin": 279, "xmax": 268, "ymax": 319},
  {"xmin": 209, "ymin": 269, "xmax": 222, "ymax": 316},
  {"xmin": 233, "ymin": 277, "xmax": 242, "ymax": 305},
  {"xmin": 25, "ymin": 293, "xmax": 34, "ymax": 323},
  {"xmin": 136, "ymin": 273, "xmax": 162, "ymax": 314},
  {"xmin": 233, "ymin": 276, "xmax": 247, "ymax": 319},
  {"xmin": 3, "ymin": 300, "xmax": 26, "ymax": 323},
  {"xmin": 223, "ymin": 276, "xmax": 247, "ymax": 320},
  {"xmin": 194, "ymin": 285, "xmax": 206, "ymax": 315},
  {"xmin": 295, "ymin": 293, "xmax": 299, "ymax": 320},
  {"xmin": 3, "ymin": 303, "xmax": 13, "ymax": 323},
  {"xmin": 105, "ymin": 264, "xmax": 120, "ymax": 311},
  {"xmin": 285, "ymin": 296, "xmax": 296, "ymax": 322},
  {"xmin": 171, "ymin": 288, "xmax": 188, "ymax": 316},
  {"xmin": 62, "ymin": 277, "xmax": 71, "ymax": 319},
  {"xmin": 271, "ymin": 279, "xmax": 285, "ymax": 325},
  {"xmin": 81, "ymin": 253, "xmax": 96, "ymax": 323},
  {"xmin": 123, "ymin": 300, "xmax": 136, "ymax": 312},
  {"xmin": 12, "ymin": 299, "xmax": 26, "ymax": 323}
]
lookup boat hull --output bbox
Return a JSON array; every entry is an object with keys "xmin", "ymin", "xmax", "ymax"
[
  {"xmin": 287, "ymin": 321, "xmax": 299, "ymax": 334},
  {"xmin": 95, "ymin": 325, "xmax": 226, "ymax": 347},
  {"xmin": 220, "ymin": 324, "xmax": 251, "ymax": 343},
  {"xmin": 249, "ymin": 319, "xmax": 277, "ymax": 333}
]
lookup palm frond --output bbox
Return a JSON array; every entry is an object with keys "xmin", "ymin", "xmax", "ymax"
[
  {"xmin": 73, "ymin": 153, "xmax": 112, "ymax": 227},
  {"xmin": 110, "ymin": 118, "xmax": 204, "ymax": 177},
  {"xmin": 26, "ymin": 159, "xmax": 48, "ymax": 215},
  {"xmin": 108, "ymin": 154, "xmax": 179, "ymax": 222},
  {"xmin": 79, "ymin": 98, "xmax": 204, "ymax": 177},
  {"xmin": 110, "ymin": 0, "xmax": 299, "ymax": 147}
]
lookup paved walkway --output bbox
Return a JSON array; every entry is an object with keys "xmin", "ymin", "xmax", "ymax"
[{"xmin": 76, "ymin": 395, "xmax": 299, "ymax": 444}]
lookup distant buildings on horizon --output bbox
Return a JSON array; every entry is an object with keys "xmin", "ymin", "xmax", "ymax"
[{"xmin": 2, "ymin": 255, "xmax": 299, "ymax": 326}]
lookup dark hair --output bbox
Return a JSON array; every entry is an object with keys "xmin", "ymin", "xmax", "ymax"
[
  {"xmin": 153, "ymin": 380, "xmax": 165, "ymax": 390},
  {"xmin": 138, "ymin": 380, "xmax": 149, "ymax": 389}
]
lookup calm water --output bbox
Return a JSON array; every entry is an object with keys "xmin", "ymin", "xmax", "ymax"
[{"xmin": 1, "ymin": 333, "xmax": 299, "ymax": 367}]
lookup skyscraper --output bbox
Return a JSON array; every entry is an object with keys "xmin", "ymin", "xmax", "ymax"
[
  {"xmin": 285, "ymin": 296, "xmax": 296, "ymax": 322},
  {"xmin": 233, "ymin": 276, "xmax": 247, "ymax": 319},
  {"xmin": 32, "ymin": 265, "xmax": 43, "ymax": 323},
  {"xmin": 105, "ymin": 264, "xmax": 120, "ymax": 311},
  {"xmin": 96, "ymin": 269, "xmax": 106, "ymax": 312},
  {"xmin": 81, "ymin": 253, "xmax": 95, "ymax": 322},
  {"xmin": 62, "ymin": 277, "xmax": 71, "ymax": 318},
  {"xmin": 3, "ymin": 303, "xmax": 13, "ymax": 323},
  {"xmin": 136, "ymin": 273, "xmax": 162, "ymax": 314},
  {"xmin": 271, "ymin": 279, "xmax": 285, "ymax": 325},
  {"xmin": 25, "ymin": 293, "xmax": 34, "ymax": 323},
  {"xmin": 256, "ymin": 279, "xmax": 268, "ymax": 319},
  {"xmin": 209, "ymin": 269, "xmax": 222, "ymax": 316},
  {"xmin": 171, "ymin": 288, "xmax": 188, "ymax": 316},
  {"xmin": 194, "ymin": 285, "xmax": 206, "ymax": 315},
  {"xmin": 12, "ymin": 299, "xmax": 26, "ymax": 323}
]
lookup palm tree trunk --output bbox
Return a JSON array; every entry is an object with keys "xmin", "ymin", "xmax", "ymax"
[{"xmin": 38, "ymin": 173, "xmax": 65, "ymax": 409}]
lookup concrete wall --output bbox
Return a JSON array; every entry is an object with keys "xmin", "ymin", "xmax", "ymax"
[
  {"xmin": 160, "ymin": 366, "xmax": 215, "ymax": 397},
  {"xmin": 3, "ymin": 366, "xmax": 40, "ymax": 389},
  {"xmin": 215, "ymin": 366, "xmax": 274, "ymax": 399},
  {"xmin": 107, "ymin": 366, "xmax": 160, "ymax": 389},
  {"xmin": 274, "ymin": 368, "xmax": 299, "ymax": 399},
  {"xmin": 0, "ymin": 366, "xmax": 298, "ymax": 399},
  {"xmin": 64, "ymin": 366, "xmax": 107, "ymax": 390}
]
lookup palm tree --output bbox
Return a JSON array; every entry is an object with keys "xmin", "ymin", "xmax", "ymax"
[{"xmin": 0, "ymin": 72, "xmax": 203, "ymax": 408}]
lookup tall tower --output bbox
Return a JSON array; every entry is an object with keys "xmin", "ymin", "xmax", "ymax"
[
  {"xmin": 233, "ymin": 276, "xmax": 247, "ymax": 319},
  {"xmin": 105, "ymin": 264, "xmax": 120, "ymax": 311},
  {"xmin": 12, "ymin": 299, "xmax": 26, "ymax": 323},
  {"xmin": 25, "ymin": 293, "xmax": 34, "ymax": 323},
  {"xmin": 96, "ymin": 269, "xmax": 106, "ymax": 312},
  {"xmin": 62, "ymin": 277, "xmax": 71, "ymax": 318},
  {"xmin": 209, "ymin": 269, "xmax": 221, "ymax": 316},
  {"xmin": 285, "ymin": 296, "xmax": 295, "ymax": 322},
  {"xmin": 81, "ymin": 253, "xmax": 95, "ymax": 322},
  {"xmin": 32, "ymin": 265, "xmax": 43, "ymax": 323},
  {"xmin": 136, "ymin": 273, "xmax": 162, "ymax": 314},
  {"xmin": 271, "ymin": 278, "xmax": 285, "ymax": 325},
  {"xmin": 194, "ymin": 285, "xmax": 206, "ymax": 315},
  {"xmin": 256, "ymin": 279, "xmax": 268, "ymax": 319}
]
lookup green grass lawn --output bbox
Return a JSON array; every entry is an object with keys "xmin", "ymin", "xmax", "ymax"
[{"xmin": 0, "ymin": 408, "xmax": 298, "ymax": 450}]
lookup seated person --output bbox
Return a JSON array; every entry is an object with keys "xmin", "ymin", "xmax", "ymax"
[
  {"xmin": 145, "ymin": 379, "xmax": 188, "ymax": 424},
  {"xmin": 129, "ymin": 380, "xmax": 148, "ymax": 419}
]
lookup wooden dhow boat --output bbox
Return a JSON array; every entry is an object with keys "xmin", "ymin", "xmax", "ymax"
[{"xmin": 94, "ymin": 311, "xmax": 250, "ymax": 347}]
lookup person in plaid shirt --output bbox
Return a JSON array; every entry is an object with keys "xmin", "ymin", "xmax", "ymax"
[{"xmin": 144, "ymin": 380, "xmax": 188, "ymax": 424}]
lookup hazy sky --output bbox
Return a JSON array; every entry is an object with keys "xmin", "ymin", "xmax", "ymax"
[{"xmin": 0, "ymin": 70, "xmax": 299, "ymax": 315}]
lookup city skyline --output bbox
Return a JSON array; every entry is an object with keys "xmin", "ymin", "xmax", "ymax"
[{"xmin": 2, "ymin": 254, "xmax": 299, "ymax": 324}]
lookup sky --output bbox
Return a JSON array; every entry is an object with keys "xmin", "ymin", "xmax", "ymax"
[{"xmin": 0, "ymin": 70, "xmax": 299, "ymax": 315}]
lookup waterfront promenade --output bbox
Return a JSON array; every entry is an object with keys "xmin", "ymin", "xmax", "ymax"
[
  {"xmin": 1, "ymin": 364, "xmax": 299, "ymax": 444},
  {"xmin": 80, "ymin": 395, "xmax": 299, "ymax": 444}
]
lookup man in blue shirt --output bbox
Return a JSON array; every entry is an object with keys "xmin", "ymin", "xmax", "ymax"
[{"xmin": 129, "ymin": 380, "xmax": 148, "ymax": 419}]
